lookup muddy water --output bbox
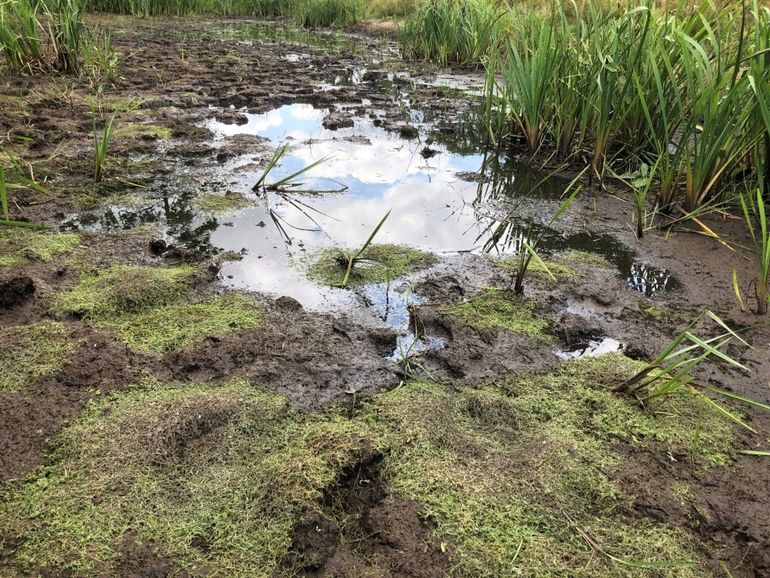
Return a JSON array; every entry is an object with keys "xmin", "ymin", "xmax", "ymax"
[{"xmin": 60, "ymin": 28, "xmax": 679, "ymax": 357}]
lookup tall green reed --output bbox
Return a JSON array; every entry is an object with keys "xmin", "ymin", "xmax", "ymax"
[
  {"xmin": 400, "ymin": 0, "xmax": 506, "ymax": 65},
  {"xmin": 0, "ymin": 0, "xmax": 88, "ymax": 74},
  {"xmin": 482, "ymin": 0, "xmax": 770, "ymax": 216}
]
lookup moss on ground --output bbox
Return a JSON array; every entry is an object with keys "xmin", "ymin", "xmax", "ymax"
[
  {"xmin": 309, "ymin": 243, "xmax": 435, "ymax": 286},
  {"xmin": 450, "ymin": 288, "xmax": 550, "ymax": 338},
  {"xmin": 103, "ymin": 293, "xmax": 262, "ymax": 354},
  {"xmin": 0, "ymin": 229, "xmax": 80, "ymax": 268},
  {"xmin": 53, "ymin": 265, "xmax": 193, "ymax": 319},
  {"xmin": 495, "ymin": 249, "xmax": 612, "ymax": 286},
  {"xmin": 640, "ymin": 303, "xmax": 667, "ymax": 319},
  {"xmin": 53, "ymin": 265, "xmax": 261, "ymax": 354},
  {"xmin": 113, "ymin": 122, "xmax": 172, "ymax": 140},
  {"xmin": 558, "ymin": 249, "xmax": 613, "ymax": 269},
  {"xmin": 496, "ymin": 256, "xmax": 577, "ymax": 284},
  {"xmin": 0, "ymin": 354, "xmax": 733, "ymax": 577},
  {"xmin": 0, "ymin": 321, "xmax": 72, "ymax": 392},
  {"xmin": 196, "ymin": 192, "xmax": 252, "ymax": 214},
  {"xmin": 0, "ymin": 379, "xmax": 374, "ymax": 576}
]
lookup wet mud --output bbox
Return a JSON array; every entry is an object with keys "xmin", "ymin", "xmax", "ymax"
[{"xmin": 1, "ymin": 14, "xmax": 769, "ymax": 578}]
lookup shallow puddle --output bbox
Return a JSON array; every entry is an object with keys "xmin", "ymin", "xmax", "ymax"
[
  {"xmin": 556, "ymin": 337, "xmax": 623, "ymax": 360},
  {"xmin": 62, "ymin": 79, "xmax": 679, "ymax": 355}
]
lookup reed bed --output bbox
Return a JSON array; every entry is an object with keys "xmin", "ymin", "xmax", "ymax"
[
  {"xmin": 0, "ymin": 0, "xmax": 85, "ymax": 74},
  {"xmin": 399, "ymin": 0, "xmax": 510, "ymax": 65},
  {"xmin": 482, "ymin": 0, "xmax": 770, "ymax": 216},
  {"xmin": 82, "ymin": 0, "xmax": 366, "ymax": 24}
]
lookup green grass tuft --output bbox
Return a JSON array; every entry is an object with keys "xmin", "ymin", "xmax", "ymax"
[
  {"xmin": 0, "ymin": 229, "xmax": 80, "ymax": 268},
  {"xmin": 450, "ymin": 288, "xmax": 549, "ymax": 338},
  {"xmin": 196, "ymin": 192, "xmax": 252, "ymax": 214},
  {"xmin": 53, "ymin": 265, "xmax": 193, "ymax": 319},
  {"xmin": 52, "ymin": 266, "xmax": 262, "ymax": 354},
  {"xmin": 373, "ymin": 356, "xmax": 730, "ymax": 576},
  {"xmin": 557, "ymin": 249, "xmax": 613, "ymax": 269},
  {"xmin": 639, "ymin": 303, "xmax": 667, "ymax": 319},
  {"xmin": 309, "ymin": 242, "xmax": 434, "ymax": 286},
  {"xmin": 113, "ymin": 122, "xmax": 173, "ymax": 140},
  {"xmin": 496, "ymin": 255, "xmax": 577, "ymax": 284},
  {"xmin": 103, "ymin": 293, "xmax": 263, "ymax": 354},
  {"xmin": 0, "ymin": 321, "xmax": 73, "ymax": 392}
]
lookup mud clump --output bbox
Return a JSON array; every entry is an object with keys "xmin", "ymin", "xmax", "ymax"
[
  {"xmin": 166, "ymin": 308, "xmax": 399, "ymax": 411},
  {"xmin": 287, "ymin": 450, "xmax": 449, "ymax": 578},
  {"xmin": 117, "ymin": 534, "xmax": 189, "ymax": 578},
  {"xmin": 0, "ymin": 326, "xmax": 146, "ymax": 482},
  {"xmin": 135, "ymin": 394, "xmax": 242, "ymax": 465},
  {"xmin": 322, "ymin": 111, "xmax": 354, "ymax": 130}
]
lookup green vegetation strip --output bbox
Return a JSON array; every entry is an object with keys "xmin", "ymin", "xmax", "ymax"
[
  {"xmin": 104, "ymin": 293, "xmax": 263, "ymax": 354},
  {"xmin": 0, "ymin": 321, "xmax": 73, "ymax": 393},
  {"xmin": 0, "ymin": 229, "xmax": 80, "ymax": 268},
  {"xmin": 54, "ymin": 265, "xmax": 261, "ymax": 353},
  {"xmin": 0, "ymin": 354, "xmax": 733, "ymax": 576}
]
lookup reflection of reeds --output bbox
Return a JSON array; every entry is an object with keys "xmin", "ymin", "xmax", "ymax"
[
  {"xmin": 253, "ymin": 144, "xmax": 342, "ymax": 193},
  {"xmin": 740, "ymin": 189, "xmax": 770, "ymax": 313}
]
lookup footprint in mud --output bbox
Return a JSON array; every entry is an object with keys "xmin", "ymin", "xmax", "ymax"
[{"xmin": 285, "ymin": 450, "xmax": 449, "ymax": 578}]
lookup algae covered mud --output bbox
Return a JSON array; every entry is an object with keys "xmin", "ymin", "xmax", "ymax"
[{"xmin": 1, "ymin": 13, "xmax": 770, "ymax": 578}]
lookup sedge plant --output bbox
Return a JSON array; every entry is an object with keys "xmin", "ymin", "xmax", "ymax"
[
  {"xmin": 0, "ymin": 165, "xmax": 48, "ymax": 229},
  {"xmin": 252, "ymin": 144, "xmax": 337, "ymax": 192},
  {"xmin": 92, "ymin": 107, "xmax": 117, "ymax": 183},
  {"xmin": 336, "ymin": 210, "xmax": 391, "ymax": 287},
  {"xmin": 506, "ymin": 170, "xmax": 583, "ymax": 294},
  {"xmin": 91, "ymin": 94, "xmax": 138, "ymax": 182},
  {"xmin": 614, "ymin": 310, "xmax": 768, "ymax": 432}
]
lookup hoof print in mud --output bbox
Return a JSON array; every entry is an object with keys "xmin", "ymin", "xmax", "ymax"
[
  {"xmin": 287, "ymin": 450, "xmax": 449, "ymax": 577},
  {"xmin": 0, "ymin": 276, "xmax": 35, "ymax": 308}
]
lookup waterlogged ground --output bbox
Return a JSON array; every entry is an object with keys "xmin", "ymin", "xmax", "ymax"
[{"xmin": 1, "ymin": 15, "xmax": 770, "ymax": 578}]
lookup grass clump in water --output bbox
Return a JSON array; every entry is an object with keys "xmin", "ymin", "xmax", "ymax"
[
  {"xmin": 450, "ymin": 288, "xmax": 549, "ymax": 338},
  {"xmin": 0, "ymin": 229, "xmax": 80, "ymax": 268},
  {"xmin": 557, "ymin": 249, "xmax": 612, "ymax": 270},
  {"xmin": 196, "ymin": 191, "xmax": 252, "ymax": 214},
  {"xmin": 53, "ymin": 264, "xmax": 193, "ymax": 319},
  {"xmin": 309, "ymin": 243, "xmax": 434, "ymax": 286},
  {"xmin": 495, "ymin": 250, "xmax": 611, "ymax": 287},
  {"xmin": 0, "ymin": 321, "xmax": 72, "ymax": 392},
  {"xmin": 496, "ymin": 255, "xmax": 577, "ymax": 285},
  {"xmin": 104, "ymin": 293, "xmax": 262, "ymax": 354}
]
